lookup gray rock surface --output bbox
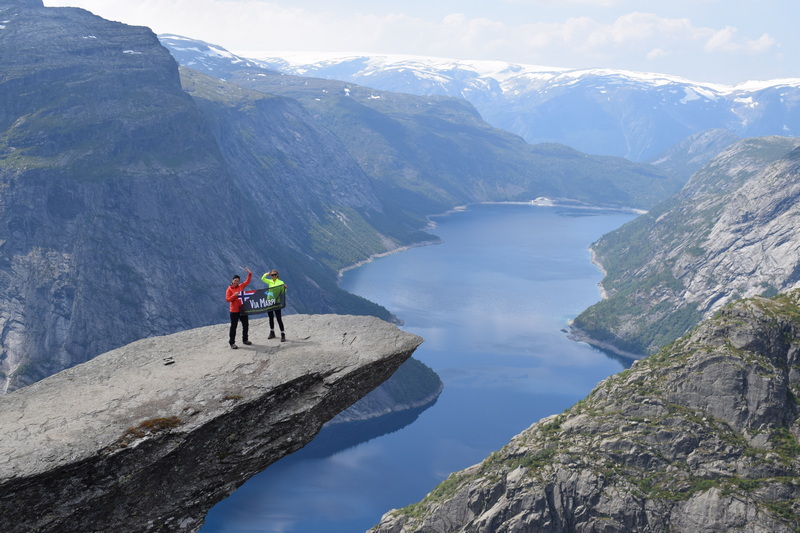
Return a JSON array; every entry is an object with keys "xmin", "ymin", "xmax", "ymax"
[
  {"xmin": 573, "ymin": 136, "xmax": 800, "ymax": 356},
  {"xmin": 370, "ymin": 291, "xmax": 800, "ymax": 533},
  {"xmin": 0, "ymin": 314, "xmax": 422, "ymax": 533}
]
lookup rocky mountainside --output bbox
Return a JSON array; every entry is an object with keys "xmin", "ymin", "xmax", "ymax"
[
  {"xmin": 161, "ymin": 35, "xmax": 684, "ymax": 212},
  {"xmin": 572, "ymin": 136, "xmax": 800, "ymax": 357},
  {"xmin": 174, "ymin": 67, "xmax": 429, "ymax": 293},
  {"xmin": 647, "ymin": 128, "xmax": 741, "ymax": 182},
  {"xmin": 370, "ymin": 291, "xmax": 800, "ymax": 533},
  {"xmin": 231, "ymin": 51, "xmax": 800, "ymax": 161},
  {"xmin": 0, "ymin": 314, "xmax": 422, "ymax": 533}
]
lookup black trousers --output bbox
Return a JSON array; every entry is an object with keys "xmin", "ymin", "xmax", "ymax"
[
  {"xmin": 229, "ymin": 312, "xmax": 249, "ymax": 344},
  {"xmin": 268, "ymin": 309, "xmax": 284, "ymax": 332}
]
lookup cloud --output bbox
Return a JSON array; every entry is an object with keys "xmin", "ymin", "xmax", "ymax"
[
  {"xmin": 646, "ymin": 48, "xmax": 671, "ymax": 60},
  {"xmin": 504, "ymin": 0, "xmax": 629, "ymax": 6},
  {"xmin": 43, "ymin": 0, "xmax": 784, "ymax": 83},
  {"xmin": 705, "ymin": 26, "xmax": 776, "ymax": 54}
]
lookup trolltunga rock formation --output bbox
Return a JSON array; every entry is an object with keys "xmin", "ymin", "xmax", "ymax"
[{"xmin": 0, "ymin": 314, "xmax": 422, "ymax": 533}]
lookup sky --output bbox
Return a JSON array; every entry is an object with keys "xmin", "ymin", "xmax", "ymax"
[{"xmin": 43, "ymin": 0, "xmax": 799, "ymax": 85}]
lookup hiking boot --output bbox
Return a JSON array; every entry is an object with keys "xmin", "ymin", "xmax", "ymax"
[
  {"xmin": 230, "ymin": 343, "xmax": 238, "ymax": 349},
  {"xmin": 242, "ymin": 340, "xmax": 252, "ymax": 345},
  {"xmin": 268, "ymin": 331, "xmax": 276, "ymax": 339},
  {"xmin": 281, "ymin": 332, "xmax": 286, "ymax": 342}
]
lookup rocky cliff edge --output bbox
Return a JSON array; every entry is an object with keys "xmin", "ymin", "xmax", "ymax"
[
  {"xmin": 0, "ymin": 314, "xmax": 422, "ymax": 533},
  {"xmin": 371, "ymin": 291, "xmax": 800, "ymax": 532}
]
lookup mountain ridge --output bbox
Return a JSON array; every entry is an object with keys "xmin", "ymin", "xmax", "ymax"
[
  {"xmin": 160, "ymin": 35, "xmax": 684, "ymax": 213},
  {"xmin": 214, "ymin": 46, "xmax": 800, "ymax": 161},
  {"xmin": 240, "ymin": 49, "xmax": 800, "ymax": 94}
]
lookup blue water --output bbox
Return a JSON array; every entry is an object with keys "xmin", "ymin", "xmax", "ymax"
[{"xmin": 201, "ymin": 203, "xmax": 637, "ymax": 533}]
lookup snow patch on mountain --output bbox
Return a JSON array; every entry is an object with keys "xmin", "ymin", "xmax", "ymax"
[
  {"xmin": 234, "ymin": 51, "xmax": 800, "ymax": 99},
  {"xmin": 158, "ymin": 35, "xmax": 800, "ymax": 161}
]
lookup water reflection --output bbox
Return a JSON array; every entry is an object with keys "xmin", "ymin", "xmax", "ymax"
[{"xmin": 279, "ymin": 401, "xmax": 437, "ymax": 460}]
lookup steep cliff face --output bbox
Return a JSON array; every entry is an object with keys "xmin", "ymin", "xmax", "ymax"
[
  {"xmin": 0, "ymin": 314, "xmax": 422, "ymax": 533},
  {"xmin": 179, "ymin": 68, "xmax": 431, "ymax": 277},
  {"xmin": 573, "ymin": 136, "xmax": 800, "ymax": 356},
  {"xmin": 1, "ymin": 1, "xmax": 245, "ymax": 389},
  {"xmin": 371, "ymin": 291, "xmax": 800, "ymax": 533}
]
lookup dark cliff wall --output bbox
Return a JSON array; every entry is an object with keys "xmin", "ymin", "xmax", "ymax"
[{"xmin": 1, "ymin": 2, "xmax": 246, "ymax": 388}]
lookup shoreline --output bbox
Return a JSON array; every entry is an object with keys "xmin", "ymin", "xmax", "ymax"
[
  {"xmin": 338, "ymin": 198, "xmax": 645, "ymax": 362},
  {"xmin": 338, "ymin": 196, "xmax": 645, "ymax": 280},
  {"xmin": 589, "ymin": 247, "xmax": 609, "ymax": 299},
  {"xmin": 566, "ymin": 325, "xmax": 645, "ymax": 362},
  {"xmin": 337, "ymin": 236, "xmax": 443, "ymax": 279}
]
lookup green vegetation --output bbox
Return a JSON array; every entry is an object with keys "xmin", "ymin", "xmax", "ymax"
[
  {"xmin": 399, "ymin": 470, "xmax": 473, "ymax": 520},
  {"xmin": 769, "ymin": 428, "xmax": 800, "ymax": 464},
  {"xmin": 223, "ymin": 395, "xmax": 243, "ymax": 401},
  {"xmin": 308, "ymin": 207, "xmax": 391, "ymax": 271},
  {"xmin": 573, "ymin": 297, "xmax": 703, "ymax": 356},
  {"xmin": 180, "ymin": 67, "xmax": 274, "ymax": 107},
  {"xmin": 570, "ymin": 136, "xmax": 800, "ymax": 358}
]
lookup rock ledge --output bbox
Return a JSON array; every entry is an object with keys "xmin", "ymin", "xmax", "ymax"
[{"xmin": 0, "ymin": 314, "xmax": 422, "ymax": 533}]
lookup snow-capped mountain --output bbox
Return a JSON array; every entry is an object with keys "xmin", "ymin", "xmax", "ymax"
[
  {"xmin": 239, "ymin": 53, "xmax": 800, "ymax": 161},
  {"xmin": 161, "ymin": 35, "xmax": 800, "ymax": 161}
]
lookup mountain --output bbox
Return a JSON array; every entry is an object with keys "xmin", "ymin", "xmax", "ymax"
[
  {"xmin": 174, "ymin": 67, "xmax": 430, "ymax": 276},
  {"xmin": 240, "ymin": 51, "xmax": 800, "ymax": 161},
  {"xmin": 571, "ymin": 136, "xmax": 800, "ymax": 357},
  {"xmin": 370, "ymin": 290, "xmax": 800, "ymax": 532},
  {"xmin": 160, "ymin": 35, "xmax": 683, "ymax": 211},
  {"xmin": 647, "ymin": 128, "xmax": 741, "ymax": 182}
]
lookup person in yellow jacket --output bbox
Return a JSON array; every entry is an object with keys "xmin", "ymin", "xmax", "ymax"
[{"xmin": 261, "ymin": 269, "xmax": 286, "ymax": 342}]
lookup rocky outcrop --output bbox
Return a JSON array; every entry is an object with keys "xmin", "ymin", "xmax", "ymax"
[
  {"xmin": 371, "ymin": 291, "xmax": 800, "ymax": 533},
  {"xmin": 0, "ymin": 314, "xmax": 422, "ymax": 533},
  {"xmin": 573, "ymin": 136, "xmax": 800, "ymax": 356}
]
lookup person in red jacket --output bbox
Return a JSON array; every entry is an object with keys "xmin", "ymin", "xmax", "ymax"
[{"xmin": 226, "ymin": 268, "xmax": 252, "ymax": 349}]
